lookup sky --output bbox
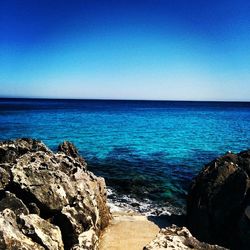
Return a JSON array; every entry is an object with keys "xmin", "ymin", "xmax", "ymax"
[{"xmin": 0, "ymin": 0, "xmax": 250, "ymax": 101}]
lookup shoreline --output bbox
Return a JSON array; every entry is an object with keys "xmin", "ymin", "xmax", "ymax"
[
  {"xmin": 99, "ymin": 206, "xmax": 186, "ymax": 250},
  {"xmin": 106, "ymin": 187, "xmax": 185, "ymax": 217},
  {"xmin": 0, "ymin": 138, "xmax": 248, "ymax": 249},
  {"xmin": 99, "ymin": 211, "xmax": 160, "ymax": 250}
]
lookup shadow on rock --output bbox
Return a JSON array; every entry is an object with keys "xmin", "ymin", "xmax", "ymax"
[{"xmin": 147, "ymin": 213, "xmax": 186, "ymax": 229}]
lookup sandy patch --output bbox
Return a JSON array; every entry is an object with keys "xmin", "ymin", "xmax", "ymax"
[{"xmin": 99, "ymin": 211, "xmax": 160, "ymax": 250}]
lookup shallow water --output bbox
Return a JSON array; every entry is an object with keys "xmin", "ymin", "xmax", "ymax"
[{"xmin": 1, "ymin": 98, "xmax": 250, "ymax": 213}]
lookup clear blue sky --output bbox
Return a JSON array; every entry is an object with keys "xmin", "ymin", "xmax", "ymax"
[{"xmin": 0, "ymin": 0, "xmax": 250, "ymax": 101}]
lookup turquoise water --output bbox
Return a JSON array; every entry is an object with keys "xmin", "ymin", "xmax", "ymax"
[{"xmin": 1, "ymin": 99, "xmax": 250, "ymax": 213}]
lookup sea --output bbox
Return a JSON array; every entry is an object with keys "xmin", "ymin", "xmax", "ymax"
[{"xmin": 1, "ymin": 98, "xmax": 250, "ymax": 215}]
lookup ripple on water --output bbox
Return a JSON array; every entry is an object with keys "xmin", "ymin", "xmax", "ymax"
[{"xmin": 1, "ymin": 99, "xmax": 250, "ymax": 214}]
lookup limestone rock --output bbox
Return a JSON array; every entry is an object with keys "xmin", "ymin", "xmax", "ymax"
[
  {"xmin": 0, "ymin": 165, "xmax": 11, "ymax": 190},
  {"xmin": 0, "ymin": 138, "xmax": 50, "ymax": 163},
  {"xmin": 0, "ymin": 209, "xmax": 44, "ymax": 250},
  {"xmin": 19, "ymin": 213, "xmax": 64, "ymax": 250},
  {"xmin": 58, "ymin": 141, "xmax": 86, "ymax": 167},
  {"xmin": 143, "ymin": 225, "xmax": 227, "ymax": 250},
  {"xmin": 12, "ymin": 151, "xmax": 80, "ymax": 211},
  {"xmin": 0, "ymin": 191, "xmax": 29, "ymax": 216},
  {"xmin": 0, "ymin": 139, "xmax": 111, "ymax": 250},
  {"xmin": 187, "ymin": 150, "xmax": 250, "ymax": 249},
  {"xmin": 72, "ymin": 229, "xmax": 98, "ymax": 250}
]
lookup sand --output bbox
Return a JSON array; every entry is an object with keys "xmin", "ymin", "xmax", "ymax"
[{"xmin": 99, "ymin": 211, "xmax": 160, "ymax": 250}]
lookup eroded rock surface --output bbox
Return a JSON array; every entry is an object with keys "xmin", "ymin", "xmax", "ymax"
[
  {"xmin": 187, "ymin": 150, "xmax": 250, "ymax": 249},
  {"xmin": 0, "ymin": 139, "xmax": 110, "ymax": 250},
  {"xmin": 0, "ymin": 209, "xmax": 44, "ymax": 250},
  {"xmin": 143, "ymin": 225, "xmax": 227, "ymax": 250},
  {"xmin": 19, "ymin": 213, "xmax": 64, "ymax": 250}
]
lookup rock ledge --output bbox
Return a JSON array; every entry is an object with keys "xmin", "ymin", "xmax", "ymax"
[
  {"xmin": 143, "ymin": 225, "xmax": 227, "ymax": 250},
  {"xmin": 0, "ymin": 139, "xmax": 111, "ymax": 250},
  {"xmin": 187, "ymin": 150, "xmax": 250, "ymax": 249}
]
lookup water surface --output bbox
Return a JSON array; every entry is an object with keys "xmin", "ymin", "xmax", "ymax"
[{"xmin": 1, "ymin": 98, "xmax": 250, "ymax": 213}]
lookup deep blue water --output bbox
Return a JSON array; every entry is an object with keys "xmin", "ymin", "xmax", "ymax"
[{"xmin": 1, "ymin": 98, "xmax": 250, "ymax": 213}]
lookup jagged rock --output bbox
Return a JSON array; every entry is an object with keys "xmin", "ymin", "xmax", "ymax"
[
  {"xmin": 0, "ymin": 191, "xmax": 29, "ymax": 216},
  {"xmin": 0, "ymin": 209, "xmax": 44, "ymax": 250},
  {"xmin": 12, "ymin": 151, "xmax": 81, "ymax": 211},
  {"xmin": 19, "ymin": 213, "xmax": 64, "ymax": 250},
  {"xmin": 0, "ymin": 138, "xmax": 49, "ymax": 163},
  {"xmin": 0, "ymin": 139, "xmax": 111, "ymax": 250},
  {"xmin": 72, "ymin": 229, "xmax": 98, "ymax": 250},
  {"xmin": 187, "ymin": 150, "xmax": 250, "ymax": 249},
  {"xmin": 143, "ymin": 225, "xmax": 227, "ymax": 250},
  {"xmin": 28, "ymin": 202, "xmax": 40, "ymax": 215},
  {"xmin": 58, "ymin": 141, "xmax": 86, "ymax": 167},
  {"xmin": 0, "ymin": 165, "xmax": 11, "ymax": 190},
  {"xmin": 58, "ymin": 141, "xmax": 79, "ymax": 158}
]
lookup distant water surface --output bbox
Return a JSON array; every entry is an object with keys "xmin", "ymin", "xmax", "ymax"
[{"xmin": 1, "ymin": 98, "xmax": 250, "ymax": 214}]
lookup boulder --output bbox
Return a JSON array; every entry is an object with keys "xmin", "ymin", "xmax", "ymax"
[
  {"xmin": 0, "ymin": 165, "xmax": 11, "ymax": 190},
  {"xmin": 187, "ymin": 150, "xmax": 250, "ymax": 249},
  {"xmin": 0, "ymin": 209, "xmax": 44, "ymax": 250},
  {"xmin": 58, "ymin": 141, "xmax": 79, "ymax": 157},
  {"xmin": 0, "ymin": 138, "xmax": 49, "ymax": 163},
  {"xmin": 143, "ymin": 225, "xmax": 227, "ymax": 250},
  {"xmin": 0, "ymin": 191, "xmax": 29, "ymax": 216},
  {"xmin": 19, "ymin": 213, "xmax": 64, "ymax": 250},
  {"xmin": 0, "ymin": 139, "xmax": 111, "ymax": 250}
]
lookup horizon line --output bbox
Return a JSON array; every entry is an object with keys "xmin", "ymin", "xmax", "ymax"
[{"xmin": 0, "ymin": 96, "xmax": 250, "ymax": 103}]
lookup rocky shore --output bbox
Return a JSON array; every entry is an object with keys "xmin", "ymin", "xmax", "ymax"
[
  {"xmin": 0, "ymin": 139, "xmax": 110, "ymax": 249},
  {"xmin": 143, "ymin": 149, "xmax": 250, "ymax": 250},
  {"xmin": 143, "ymin": 225, "xmax": 227, "ymax": 250},
  {"xmin": 187, "ymin": 150, "xmax": 250, "ymax": 250},
  {"xmin": 0, "ymin": 139, "xmax": 249, "ymax": 249}
]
